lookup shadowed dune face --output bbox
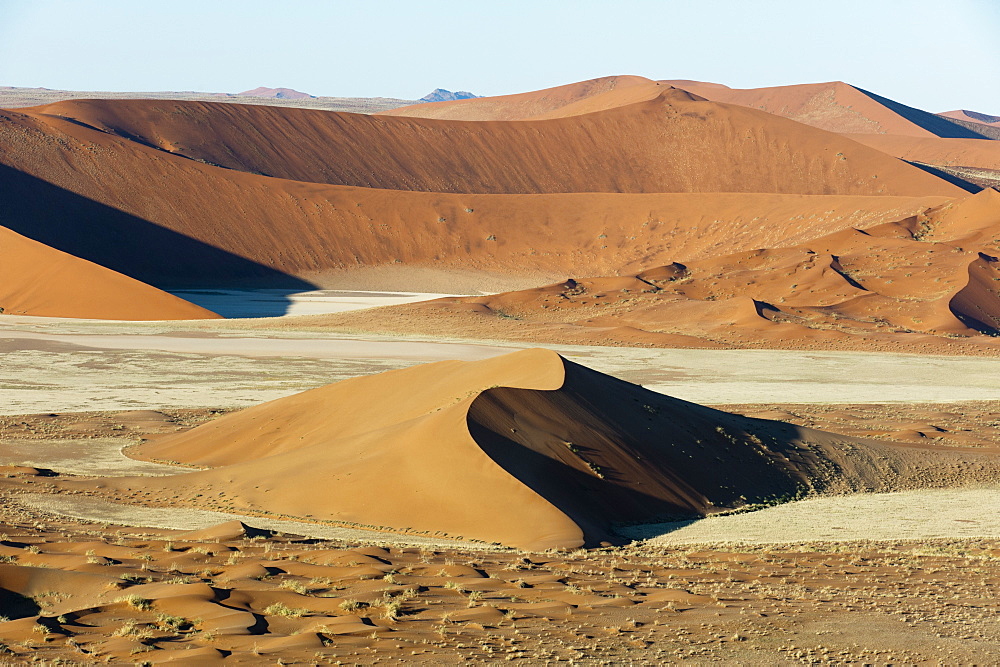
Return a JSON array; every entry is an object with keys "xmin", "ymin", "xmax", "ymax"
[
  {"xmin": 0, "ymin": 163, "xmax": 315, "ymax": 291},
  {"xmin": 82, "ymin": 349, "xmax": 1000, "ymax": 549},
  {"xmin": 21, "ymin": 94, "xmax": 963, "ymax": 197},
  {"xmin": 0, "ymin": 225, "xmax": 220, "ymax": 320}
]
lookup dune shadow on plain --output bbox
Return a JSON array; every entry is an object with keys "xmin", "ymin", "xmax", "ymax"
[
  {"xmin": 0, "ymin": 164, "xmax": 315, "ymax": 316},
  {"xmin": 904, "ymin": 161, "xmax": 981, "ymax": 193}
]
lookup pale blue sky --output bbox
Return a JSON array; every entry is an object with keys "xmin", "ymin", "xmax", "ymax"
[{"xmin": 1, "ymin": 0, "xmax": 998, "ymax": 112}]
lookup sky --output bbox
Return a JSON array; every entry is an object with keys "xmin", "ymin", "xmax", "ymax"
[{"xmin": 1, "ymin": 0, "xmax": 998, "ymax": 113}]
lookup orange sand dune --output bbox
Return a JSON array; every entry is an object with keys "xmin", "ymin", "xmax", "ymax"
[
  {"xmin": 108, "ymin": 349, "xmax": 988, "ymax": 549},
  {"xmin": 0, "ymin": 225, "xmax": 219, "ymax": 320},
  {"xmin": 22, "ymin": 93, "xmax": 963, "ymax": 196},
  {"xmin": 662, "ymin": 80, "xmax": 991, "ymax": 139},
  {"xmin": 0, "ymin": 106, "xmax": 952, "ymax": 289},
  {"xmin": 380, "ymin": 75, "xmax": 666, "ymax": 120},
  {"xmin": 840, "ymin": 134, "xmax": 1000, "ymax": 170},
  {"xmin": 313, "ymin": 190, "xmax": 1000, "ymax": 351},
  {"xmin": 939, "ymin": 110, "xmax": 1000, "ymax": 127}
]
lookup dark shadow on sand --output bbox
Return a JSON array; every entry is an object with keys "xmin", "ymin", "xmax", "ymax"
[
  {"xmin": 0, "ymin": 164, "xmax": 315, "ymax": 317},
  {"xmin": 853, "ymin": 87, "xmax": 995, "ymax": 139}
]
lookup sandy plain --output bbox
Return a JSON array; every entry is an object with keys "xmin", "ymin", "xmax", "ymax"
[
  {"xmin": 2, "ymin": 300, "xmax": 1000, "ymax": 663},
  {"xmin": 4, "ymin": 315, "xmax": 1000, "ymax": 415}
]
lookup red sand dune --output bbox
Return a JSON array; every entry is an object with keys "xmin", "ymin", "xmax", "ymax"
[
  {"xmin": 381, "ymin": 75, "xmax": 665, "ymax": 121},
  {"xmin": 386, "ymin": 76, "xmax": 993, "ymax": 191},
  {"xmin": 662, "ymin": 80, "xmax": 986, "ymax": 139},
  {"xmin": 112, "ymin": 349, "xmax": 956, "ymax": 549},
  {"xmin": 22, "ymin": 94, "xmax": 962, "ymax": 196},
  {"xmin": 839, "ymin": 134, "xmax": 1000, "ymax": 171},
  {"xmin": 385, "ymin": 75, "xmax": 985, "ymax": 143},
  {"xmin": 0, "ymin": 225, "xmax": 219, "ymax": 320},
  {"xmin": 314, "ymin": 189, "xmax": 1000, "ymax": 351},
  {"xmin": 939, "ymin": 110, "xmax": 1000, "ymax": 127},
  {"xmin": 0, "ymin": 104, "xmax": 952, "ymax": 291}
]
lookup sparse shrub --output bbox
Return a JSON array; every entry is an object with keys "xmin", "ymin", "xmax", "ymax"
[
  {"xmin": 117, "ymin": 594, "xmax": 152, "ymax": 611},
  {"xmin": 263, "ymin": 602, "xmax": 307, "ymax": 618}
]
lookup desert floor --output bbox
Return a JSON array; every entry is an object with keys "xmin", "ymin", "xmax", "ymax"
[{"xmin": 3, "ymin": 294, "xmax": 1000, "ymax": 662}]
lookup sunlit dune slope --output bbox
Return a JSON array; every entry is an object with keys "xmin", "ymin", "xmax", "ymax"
[
  {"xmin": 0, "ymin": 225, "xmax": 219, "ymax": 320},
  {"xmin": 840, "ymin": 134, "xmax": 1000, "ymax": 171},
  {"xmin": 663, "ymin": 80, "xmax": 992, "ymax": 139},
  {"xmin": 939, "ymin": 110, "xmax": 1000, "ymax": 127},
  {"xmin": 310, "ymin": 189, "xmax": 1000, "ymax": 352},
  {"xmin": 21, "ymin": 92, "xmax": 963, "ymax": 196},
  {"xmin": 113, "ymin": 349, "xmax": 1000, "ymax": 549},
  {"xmin": 0, "ymin": 107, "xmax": 950, "ymax": 289},
  {"xmin": 379, "ymin": 75, "xmax": 665, "ymax": 120},
  {"xmin": 108, "ymin": 349, "xmax": 977, "ymax": 549}
]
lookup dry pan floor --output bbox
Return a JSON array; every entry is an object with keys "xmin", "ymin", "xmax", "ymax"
[{"xmin": 3, "ymin": 317, "xmax": 1000, "ymax": 415}]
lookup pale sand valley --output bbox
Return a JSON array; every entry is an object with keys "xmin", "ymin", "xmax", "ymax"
[{"xmin": 1, "ymin": 75, "xmax": 1000, "ymax": 663}]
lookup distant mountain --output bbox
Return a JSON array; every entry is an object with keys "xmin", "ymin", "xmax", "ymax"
[
  {"xmin": 419, "ymin": 88, "xmax": 480, "ymax": 103},
  {"xmin": 0, "ymin": 86, "xmax": 415, "ymax": 114},
  {"xmin": 238, "ymin": 87, "xmax": 314, "ymax": 100}
]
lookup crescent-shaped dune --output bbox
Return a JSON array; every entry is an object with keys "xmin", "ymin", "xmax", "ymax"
[
  {"xmin": 950, "ymin": 253, "xmax": 1000, "ymax": 333},
  {"xmin": 88, "ymin": 349, "xmax": 990, "ymax": 550},
  {"xmin": 0, "ymin": 225, "xmax": 219, "ymax": 320}
]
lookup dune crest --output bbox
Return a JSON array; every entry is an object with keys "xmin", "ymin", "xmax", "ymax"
[
  {"xmin": 381, "ymin": 75, "xmax": 665, "ymax": 120},
  {"xmin": 663, "ymin": 79, "xmax": 990, "ymax": 139}
]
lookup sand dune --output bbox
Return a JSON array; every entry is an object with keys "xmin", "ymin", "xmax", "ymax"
[
  {"xmin": 0, "ymin": 225, "xmax": 219, "ymax": 320},
  {"xmin": 388, "ymin": 75, "xmax": 989, "ymax": 143},
  {"xmin": 21, "ymin": 93, "xmax": 962, "ymax": 196},
  {"xmin": 86, "ymin": 349, "xmax": 991, "ymax": 549},
  {"xmin": 381, "ymin": 75, "xmax": 665, "ymax": 120},
  {"xmin": 939, "ymin": 110, "xmax": 1000, "ymax": 126},
  {"xmin": 663, "ymin": 80, "xmax": 992, "ymax": 139},
  {"xmin": 0, "ymin": 107, "xmax": 950, "ymax": 290},
  {"xmin": 384, "ymin": 76, "xmax": 992, "ymax": 191},
  {"xmin": 314, "ymin": 189, "xmax": 1000, "ymax": 351},
  {"xmin": 841, "ymin": 134, "xmax": 1000, "ymax": 170}
]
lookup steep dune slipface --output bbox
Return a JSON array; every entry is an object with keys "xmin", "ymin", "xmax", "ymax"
[
  {"xmin": 0, "ymin": 225, "xmax": 219, "ymax": 320},
  {"xmin": 0, "ymin": 107, "xmax": 952, "ymax": 289},
  {"xmin": 105, "ymin": 350, "xmax": 955, "ymax": 549},
  {"xmin": 949, "ymin": 253, "xmax": 1000, "ymax": 333},
  {"xmin": 22, "ymin": 92, "xmax": 963, "ymax": 197}
]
